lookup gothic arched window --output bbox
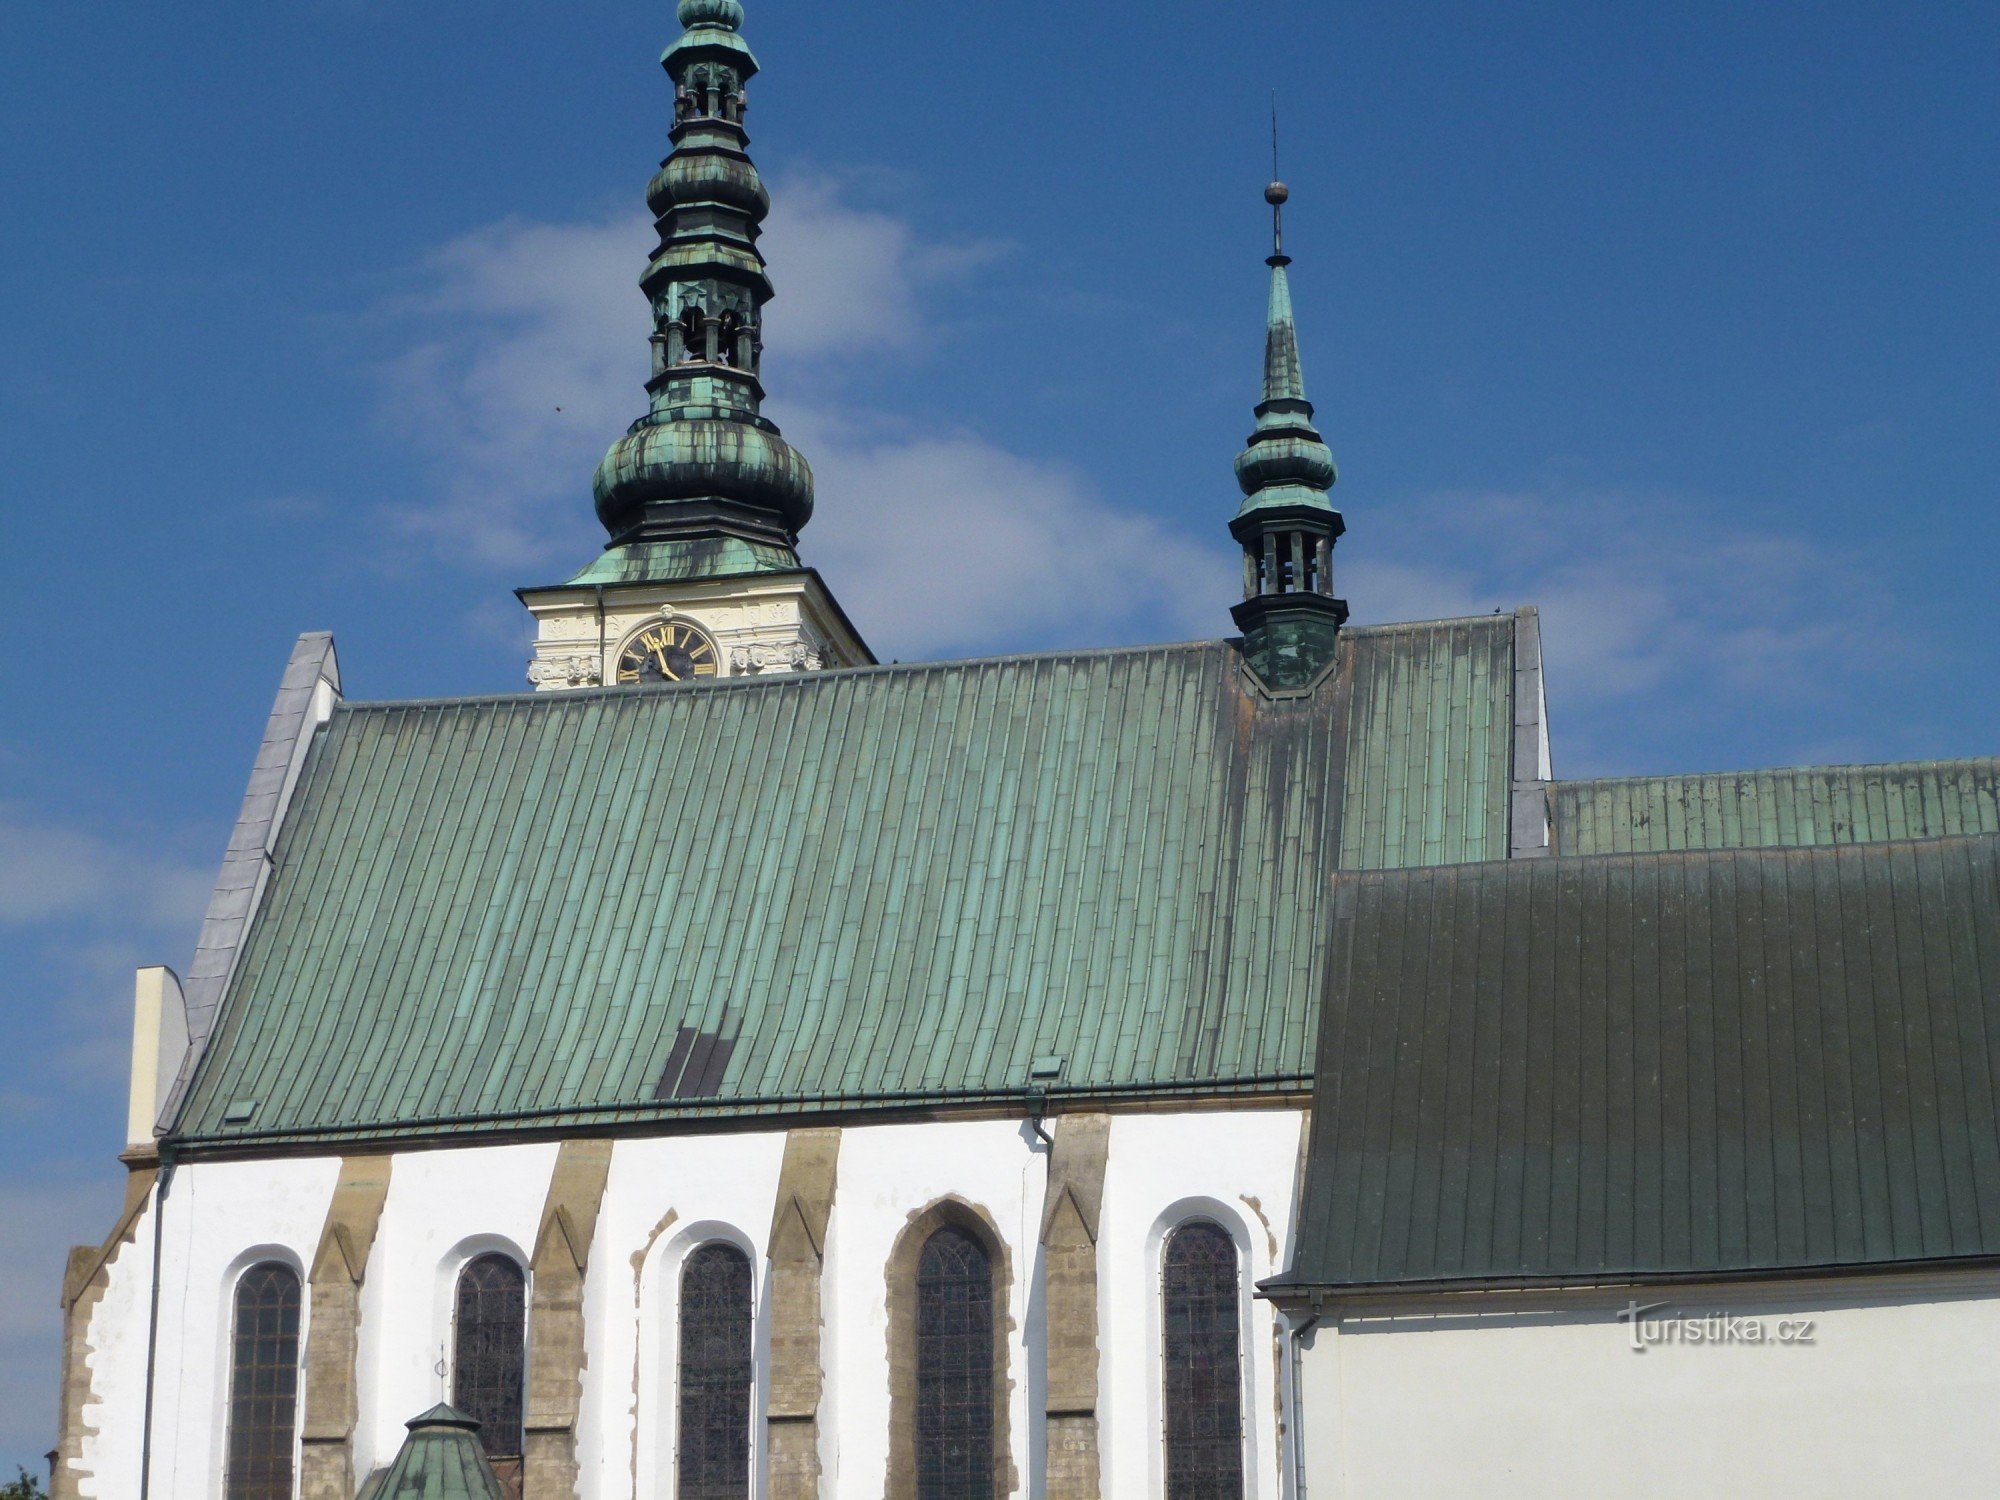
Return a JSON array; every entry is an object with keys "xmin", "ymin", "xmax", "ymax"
[
  {"xmin": 453, "ymin": 1254, "xmax": 527, "ymax": 1462},
  {"xmin": 677, "ymin": 1242, "xmax": 754, "ymax": 1500},
  {"xmin": 916, "ymin": 1226, "xmax": 995, "ymax": 1499},
  {"xmin": 224, "ymin": 1261, "xmax": 302, "ymax": 1500},
  {"xmin": 1162, "ymin": 1222, "xmax": 1245, "ymax": 1499}
]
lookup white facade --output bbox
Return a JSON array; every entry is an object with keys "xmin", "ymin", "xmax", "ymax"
[
  {"xmin": 1292, "ymin": 1274, "xmax": 2000, "ymax": 1499},
  {"xmin": 71, "ymin": 1108, "xmax": 1304, "ymax": 1498}
]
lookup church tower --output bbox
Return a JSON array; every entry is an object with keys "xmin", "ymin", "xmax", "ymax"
[
  {"xmin": 520, "ymin": 0, "xmax": 872, "ymax": 690},
  {"xmin": 1230, "ymin": 180, "xmax": 1348, "ymax": 690}
]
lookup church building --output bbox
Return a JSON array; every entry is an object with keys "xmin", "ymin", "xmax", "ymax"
[{"xmin": 50, "ymin": 3, "xmax": 2000, "ymax": 1498}]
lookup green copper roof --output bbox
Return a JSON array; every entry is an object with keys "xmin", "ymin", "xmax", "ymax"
[
  {"xmin": 170, "ymin": 620, "xmax": 1521, "ymax": 1149},
  {"xmin": 1551, "ymin": 758, "xmax": 2000, "ymax": 855},
  {"xmin": 586, "ymin": 0, "xmax": 813, "ymax": 571},
  {"xmin": 1232, "ymin": 259, "xmax": 1340, "ymax": 524},
  {"xmin": 1338, "ymin": 616, "xmax": 1517, "ymax": 870},
  {"xmin": 555, "ymin": 537, "xmax": 800, "ymax": 588},
  {"xmin": 1262, "ymin": 258, "xmax": 1307, "ymax": 404},
  {"xmin": 359, "ymin": 1407, "xmax": 505, "ymax": 1500}
]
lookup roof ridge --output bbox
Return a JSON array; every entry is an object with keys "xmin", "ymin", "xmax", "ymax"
[
  {"xmin": 1556, "ymin": 754, "xmax": 2000, "ymax": 788},
  {"xmin": 1345, "ymin": 610, "xmax": 1524, "ymax": 635},
  {"xmin": 337, "ymin": 636, "xmax": 1237, "ymax": 712},
  {"xmin": 332, "ymin": 611, "xmax": 1522, "ymax": 715}
]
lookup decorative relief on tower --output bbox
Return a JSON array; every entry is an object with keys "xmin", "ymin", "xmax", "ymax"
[
  {"xmin": 730, "ymin": 642, "xmax": 828, "ymax": 676},
  {"xmin": 528, "ymin": 655, "xmax": 603, "ymax": 689}
]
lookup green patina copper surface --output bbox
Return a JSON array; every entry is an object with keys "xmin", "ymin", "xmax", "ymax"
[
  {"xmin": 1229, "ymin": 186, "xmax": 1348, "ymax": 688},
  {"xmin": 170, "ymin": 619, "xmax": 1522, "ymax": 1148},
  {"xmin": 358, "ymin": 1407, "xmax": 505, "ymax": 1500},
  {"xmin": 1551, "ymin": 758, "xmax": 2000, "ymax": 855},
  {"xmin": 584, "ymin": 0, "xmax": 815, "ymax": 577},
  {"xmin": 1232, "ymin": 260, "xmax": 1340, "ymax": 524},
  {"xmin": 557, "ymin": 537, "xmax": 800, "ymax": 588},
  {"xmin": 1338, "ymin": 615, "xmax": 1517, "ymax": 870}
]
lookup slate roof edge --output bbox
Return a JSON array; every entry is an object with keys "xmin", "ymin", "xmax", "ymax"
[
  {"xmin": 159, "ymin": 632, "xmax": 342, "ymax": 1131},
  {"xmin": 1507, "ymin": 605, "xmax": 1552, "ymax": 859},
  {"xmin": 1553, "ymin": 753, "xmax": 2000, "ymax": 791},
  {"xmin": 1261, "ymin": 1252, "xmax": 2000, "ymax": 1301}
]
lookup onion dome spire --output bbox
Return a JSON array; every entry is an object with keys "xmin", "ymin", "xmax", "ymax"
[
  {"xmin": 591, "ymin": 0, "xmax": 814, "ymax": 559},
  {"xmin": 1229, "ymin": 177, "xmax": 1348, "ymax": 691}
]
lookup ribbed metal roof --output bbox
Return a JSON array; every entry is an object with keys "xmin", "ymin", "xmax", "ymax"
[
  {"xmin": 1551, "ymin": 758, "xmax": 2000, "ymax": 856},
  {"xmin": 1279, "ymin": 834, "xmax": 2000, "ymax": 1291},
  {"xmin": 357, "ymin": 1407, "xmax": 504, "ymax": 1500},
  {"xmin": 173, "ymin": 621, "xmax": 1521, "ymax": 1148},
  {"xmin": 1339, "ymin": 616, "xmax": 1516, "ymax": 870}
]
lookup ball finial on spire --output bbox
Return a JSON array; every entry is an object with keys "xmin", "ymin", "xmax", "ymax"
[
  {"xmin": 1265, "ymin": 181, "xmax": 1290, "ymax": 207},
  {"xmin": 678, "ymin": 0, "xmax": 744, "ymax": 30}
]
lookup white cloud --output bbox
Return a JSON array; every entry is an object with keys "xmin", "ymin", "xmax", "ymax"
[
  {"xmin": 373, "ymin": 177, "xmax": 1210, "ymax": 655},
  {"xmin": 0, "ymin": 804, "xmax": 212, "ymax": 934},
  {"xmin": 1345, "ymin": 488, "xmax": 1881, "ymax": 706},
  {"xmin": 373, "ymin": 177, "xmax": 1891, "ymax": 720},
  {"xmin": 0, "ymin": 809, "xmax": 210, "ymax": 1468},
  {"xmin": 777, "ymin": 408, "xmax": 1232, "ymax": 658}
]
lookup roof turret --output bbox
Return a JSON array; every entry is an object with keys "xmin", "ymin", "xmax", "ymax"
[
  {"xmin": 591, "ymin": 0, "xmax": 814, "ymax": 561},
  {"xmin": 1228, "ymin": 177, "xmax": 1349, "ymax": 691},
  {"xmin": 358, "ymin": 1406, "xmax": 505, "ymax": 1500}
]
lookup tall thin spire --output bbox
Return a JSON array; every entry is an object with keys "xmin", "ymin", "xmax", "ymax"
[
  {"xmin": 1229, "ymin": 171, "xmax": 1348, "ymax": 691},
  {"xmin": 590, "ymin": 0, "xmax": 815, "ymax": 563}
]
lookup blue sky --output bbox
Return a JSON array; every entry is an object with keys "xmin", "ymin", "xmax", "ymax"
[{"xmin": 1, "ymin": 0, "xmax": 1996, "ymax": 1467}]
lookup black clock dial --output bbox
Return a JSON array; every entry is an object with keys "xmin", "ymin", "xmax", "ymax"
[{"xmin": 617, "ymin": 622, "xmax": 718, "ymax": 684}]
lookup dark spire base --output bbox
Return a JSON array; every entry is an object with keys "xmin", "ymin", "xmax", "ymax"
[
  {"xmin": 1233, "ymin": 592, "xmax": 1349, "ymax": 692},
  {"xmin": 609, "ymin": 497, "xmax": 800, "ymax": 552}
]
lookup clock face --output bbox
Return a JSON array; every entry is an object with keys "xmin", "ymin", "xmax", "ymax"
[{"xmin": 617, "ymin": 622, "xmax": 719, "ymax": 684}]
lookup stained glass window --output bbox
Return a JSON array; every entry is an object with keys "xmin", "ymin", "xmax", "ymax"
[
  {"xmin": 678, "ymin": 1243, "xmax": 753, "ymax": 1500},
  {"xmin": 915, "ymin": 1226, "xmax": 994, "ymax": 1500},
  {"xmin": 1163, "ymin": 1222, "xmax": 1245, "ymax": 1500},
  {"xmin": 224, "ymin": 1262, "xmax": 301, "ymax": 1500},
  {"xmin": 454, "ymin": 1254, "xmax": 526, "ymax": 1460}
]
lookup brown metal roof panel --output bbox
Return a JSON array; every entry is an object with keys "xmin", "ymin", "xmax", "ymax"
[{"xmin": 1280, "ymin": 834, "xmax": 2000, "ymax": 1290}]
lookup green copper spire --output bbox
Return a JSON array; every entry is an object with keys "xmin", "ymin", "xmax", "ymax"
[
  {"xmin": 1230, "ymin": 179, "xmax": 1348, "ymax": 691},
  {"xmin": 591, "ymin": 0, "xmax": 813, "ymax": 562}
]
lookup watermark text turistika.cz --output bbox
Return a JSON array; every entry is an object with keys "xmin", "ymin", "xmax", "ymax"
[{"xmin": 1618, "ymin": 1301, "xmax": 1817, "ymax": 1353}]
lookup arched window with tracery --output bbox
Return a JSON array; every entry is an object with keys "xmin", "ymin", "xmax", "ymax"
[
  {"xmin": 224, "ymin": 1261, "xmax": 302, "ymax": 1500},
  {"xmin": 453, "ymin": 1254, "xmax": 527, "ymax": 1464},
  {"xmin": 677, "ymin": 1242, "xmax": 753, "ymax": 1500},
  {"xmin": 916, "ymin": 1226, "xmax": 996, "ymax": 1499},
  {"xmin": 1162, "ymin": 1221, "xmax": 1245, "ymax": 1499}
]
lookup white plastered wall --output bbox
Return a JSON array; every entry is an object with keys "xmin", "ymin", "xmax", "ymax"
[
  {"xmin": 824, "ymin": 1116, "xmax": 1052, "ymax": 1498},
  {"xmin": 578, "ymin": 1130, "xmax": 790, "ymax": 1499},
  {"xmin": 80, "ymin": 1106, "xmax": 1307, "ymax": 1498},
  {"xmin": 354, "ymin": 1141, "xmax": 560, "ymax": 1481},
  {"xmin": 1098, "ymin": 1111, "xmax": 1307, "ymax": 1500},
  {"xmin": 1296, "ymin": 1274, "xmax": 2000, "ymax": 1499},
  {"xmin": 140, "ymin": 1155, "xmax": 344, "ymax": 1499}
]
